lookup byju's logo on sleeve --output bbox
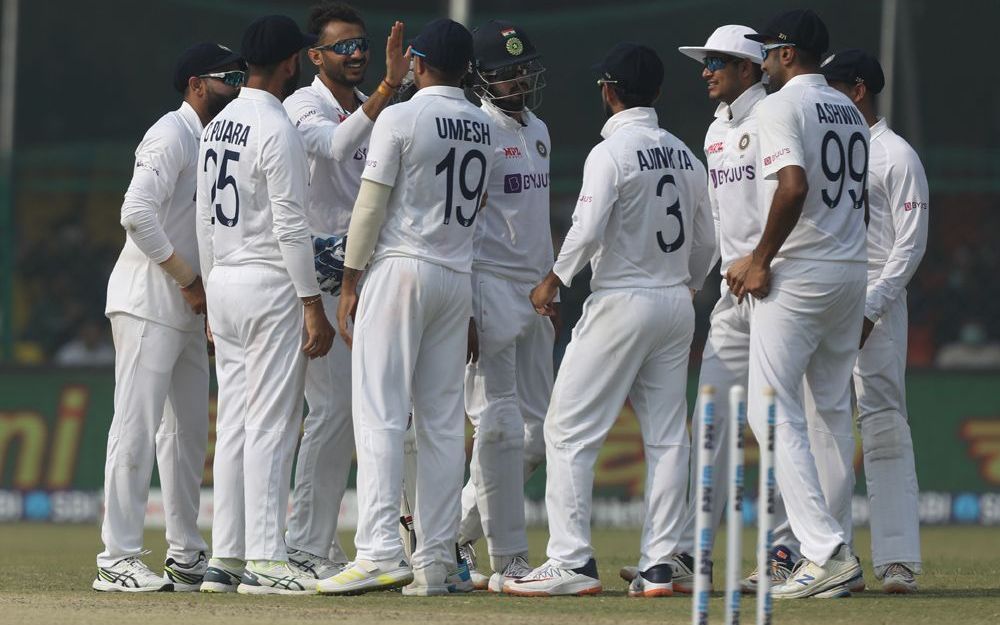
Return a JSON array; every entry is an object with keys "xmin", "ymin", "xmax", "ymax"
[{"xmin": 504, "ymin": 173, "xmax": 523, "ymax": 194}]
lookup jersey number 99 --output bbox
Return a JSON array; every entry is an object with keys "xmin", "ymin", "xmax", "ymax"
[
  {"xmin": 205, "ymin": 149, "xmax": 241, "ymax": 227},
  {"xmin": 820, "ymin": 131, "xmax": 868, "ymax": 210},
  {"xmin": 435, "ymin": 147, "xmax": 487, "ymax": 227}
]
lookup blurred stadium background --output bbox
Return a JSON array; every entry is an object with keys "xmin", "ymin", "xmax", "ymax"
[{"xmin": 0, "ymin": 0, "xmax": 997, "ymax": 527}]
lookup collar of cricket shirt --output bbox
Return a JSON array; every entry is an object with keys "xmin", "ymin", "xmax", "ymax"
[
  {"xmin": 600, "ymin": 106, "xmax": 658, "ymax": 139},
  {"xmin": 480, "ymin": 98, "xmax": 534, "ymax": 131},
  {"xmin": 870, "ymin": 116, "xmax": 889, "ymax": 141},
  {"xmin": 412, "ymin": 85, "xmax": 467, "ymax": 100},
  {"xmin": 238, "ymin": 86, "xmax": 284, "ymax": 108},
  {"xmin": 714, "ymin": 81, "xmax": 766, "ymax": 125},
  {"xmin": 312, "ymin": 75, "xmax": 368, "ymax": 116},
  {"xmin": 783, "ymin": 73, "xmax": 827, "ymax": 89},
  {"xmin": 178, "ymin": 100, "xmax": 204, "ymax": 137}
]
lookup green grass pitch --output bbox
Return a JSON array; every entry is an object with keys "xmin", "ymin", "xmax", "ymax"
[{"xmin": 1, "ymin": 524, "xmax": 998, "ymax": 624}]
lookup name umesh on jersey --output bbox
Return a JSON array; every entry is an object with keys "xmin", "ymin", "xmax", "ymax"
[{"xmin": 435, "ymin": 116, "xmax": 491, "ymax": 145}]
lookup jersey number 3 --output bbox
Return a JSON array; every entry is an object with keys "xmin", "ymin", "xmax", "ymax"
[
  {"xmin": 205, "ymin": 148, "xmax": 241, "ymax": 227},
  {"xmin": 435, "ymin": 147, "xmax": 487, "ymax": 227},
  {"xmin": 656, "ymin": 174, "xmax": 685, "ymax": 253}
]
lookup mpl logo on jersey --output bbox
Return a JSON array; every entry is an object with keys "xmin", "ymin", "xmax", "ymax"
[
  {"xmin": 503, "ymin": 172, "xmax": 549, "ymax": 194},
  {"xmin": 707, "ymin": 141, "xmax": 724, "ymax": 154},
  {"xmin": 502, "ymin": 146, "xmax": 523, "ymax": 159}
]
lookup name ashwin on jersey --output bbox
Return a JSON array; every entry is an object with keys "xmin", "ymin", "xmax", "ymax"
[
  {"xmin": 435, "ymin": 117, "xmax": 491, "ymax": 145},
  {"xmin": 815, "ymin": 102, "xmax": 864, "ymax": 126},
  {"xmin": 203, "ymin": 119, "xmax": 250, "ymax": 147},
  {"xmin": 637, "ymin": 146, "xmax": 695, "ymax": 172}
]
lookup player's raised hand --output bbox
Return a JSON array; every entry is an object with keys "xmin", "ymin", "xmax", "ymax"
[
  {"xmin": 530, "ymin": 271, "xmax": 561, "ymax": 317},
  {"xmin": 302, "ymin": 298, "xmax": 335, "ymax": 359},
  {"xmin": 385, "ymin": 21, "xmax": 409, "ymax": 87}
]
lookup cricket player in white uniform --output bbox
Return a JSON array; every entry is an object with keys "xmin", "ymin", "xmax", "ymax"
[
  {"xmin": 822, "ymin": 49, "xmax": 928, "ymax": 594},
  {"xmin": 450, "ymin": 19, "xmax": 555, "ymax": 591},
  {"xmin": 196, "ymin": 15, "xmax": 334, "ymax": 595},
  {"xmin": 281, "ymin": 3, "xmax": 409, "ymax": 580},
  {"xmin": 727, "ymin": 9, "xmax": 867, "ymax": 599},
  {"xmin": 507, "ymin": 43, "xmax": 715, "ymax": 598},
  {"xmin": 320, "ymin": 18, "xmax": 499, "ymax": 597},
  {"xmin": 95, "ymin": 43, "xmax": 243, "ymax": 593},
  {"xmin": 626, "ymin": 25, "xmax": 768, "ymax": 594}
]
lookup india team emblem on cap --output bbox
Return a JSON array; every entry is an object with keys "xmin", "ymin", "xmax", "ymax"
[
  {"xmin": 506, "ymin": 37, "xmax": 524, "ymax": 56},
  {"xmin": 738, "ymin": 133, "xmax": 750, "ymax": 151},
  {"xmin": 536, "ymin": 140, "xmax": 548, "ymax": 158}
]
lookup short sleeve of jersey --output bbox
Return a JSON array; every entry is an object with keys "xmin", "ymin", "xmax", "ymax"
[
  {"xmin": 361, "ymin": 105, "xmax": 405, "ymax": 187},
  {"xmin": 758, "ymin": 95, "xmax": 805, "ymax": 179}
]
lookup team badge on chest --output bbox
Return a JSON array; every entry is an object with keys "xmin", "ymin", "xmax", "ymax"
[
  {"xmin": 536, "ymin": 140, "xmax": 548, "ymax": 158},
  {"xmin": 738, "ymin": 133, "xmax": 751, "ymax": 151}
]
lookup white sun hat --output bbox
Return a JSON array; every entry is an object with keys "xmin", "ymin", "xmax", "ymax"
[{"xmin": 678, "ymin": 24, "xmax": 763, "ymax": 64}]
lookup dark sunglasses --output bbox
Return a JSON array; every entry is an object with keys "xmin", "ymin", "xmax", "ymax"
[
  {"xmin": 313, "ymin": 37, "xmax": 369, "ymax": 56},
  {"xmin": 198, "ymin": 70, "xmax": 246, "ymax": 88},
  {"xmin": 703, "ymin": 56, "xmax": 741, "ymax": 72}
]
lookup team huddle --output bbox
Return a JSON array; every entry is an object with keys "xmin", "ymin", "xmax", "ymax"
[{"xmin": 95, "ymin": 3, "xmax": 929, "ymax": 601}]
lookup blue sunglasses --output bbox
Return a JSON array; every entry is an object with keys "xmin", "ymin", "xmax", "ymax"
[{"xmin": 313, "ymin": 37, "xmax": 369, "ymax": 56}]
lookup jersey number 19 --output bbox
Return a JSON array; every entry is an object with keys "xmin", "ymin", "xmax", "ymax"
[{"xmin": 435, "ymin": 147, "xmax": 487, "ymax": 227}]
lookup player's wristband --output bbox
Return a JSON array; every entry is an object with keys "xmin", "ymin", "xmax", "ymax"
[
  {"xmin": 302, "ymin": 295, "xmax": 323, "ymax": 307},
  {"xmin": 377, "ymin": 79, "xmax": 398, "ymax": 98},
  {"xmin": 160, "ymin": 253, "xmax": 198, "ymax": 288}
]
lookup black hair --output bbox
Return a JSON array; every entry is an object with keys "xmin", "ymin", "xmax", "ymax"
[
  {"xmin": 611, "ymin": 85, "xmax": 656, "ymax": 109},
  {"xmin": 422, "ymin": 60, "xmax": 469, "ymax": 87},
  {"xmin": 307, "ymin": 1, "xmax": 365, "ymax": 36}
]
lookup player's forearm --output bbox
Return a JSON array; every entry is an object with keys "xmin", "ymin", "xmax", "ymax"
[
  {"xmin": 120, "ymin": 197, "xmax": 174, "ymax": 263},
  {"xmin": 358, "ymin": 79, "xmax": 398, "ymax": 126},
  {"xmin": 753, "ymin": 169, "xmax": 807, "ymax": 265},
  {"xmin": 344, "ymin": 179, "xmax": 392, "ymax": 270},
  {"xmin": 330, "ymin": 104, "xmax": 377, "ymax": 162}
]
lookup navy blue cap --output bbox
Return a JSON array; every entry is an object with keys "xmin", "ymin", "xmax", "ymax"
[
  {"xmin": 593, "ymin": 42, "xmax": 664, "ymax": 98},
  {"xmin": 821, "ymin": 49, "xmax": 885, "ymax": 94},
  {"xmin": 745, "ymin": 9, "xmax": 829, "ymax": 58},
  {"xmin": 473, "ymin": 20, "xmax": 540, "ymax": 71},
  {"xmin": 173, "ymin": 42, "xmax": 243, "ymax": 93},
  {"xmin": 241, "ymin": 15, "xmax": 318, "ymax": 66},
  {"xmin": 411, "ymin": 18, "xmax": 474, "ymax": 74}
]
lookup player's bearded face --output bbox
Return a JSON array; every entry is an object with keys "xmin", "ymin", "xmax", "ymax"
[{"xmin": 318, "ymin": 22, "xmax": 369, "ymax": 87}]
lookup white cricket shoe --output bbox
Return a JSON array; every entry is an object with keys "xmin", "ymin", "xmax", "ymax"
[
  {"xmin": 163, "ymin": 552, "xmax": 207, "ymax": 592},
  {"xmin": 199, "ymin": 558, "xmax": 244, "ymax": 593},
  {"xmin": 237, "ymin": 560, "xmax": 317, "ymax": 595},
  {"xmin": 488, "ymin": 555, "xmax": 533, "ymax": 593},
  {"xmin": 287, "ymin": 548, "xmax": 346, "ymax": 581},
  {"xmin": 503, "ymin": 558, "xmax": 602, "ymax": 597},
  {"xmin": 93, "ymin": 550, "xmax": 173, "ymax": 592},
  {"xmin": 622, "ymin": 554, "xmax": 697, "ymax": 593},
  {"xmin": 772, "ymin": 544, "xmax": 862, "ymax": 600},
  {"xmin": 458, "ymin": 542, "xmax": 489, "ymax": 590},
  {"xmin": 740, "ymin": 544, "xmax": 796, "ymax": 594},
  {"xmin": 402, "ymin": 562, "xmax": 452, "ymax": 596},
  {"xmin": 881, "ymin": 563, "xmax": 917, "ymax": 594},
  {"xmin": 316, "ymin": 558, "xmax": 413, "ymax": 595},
  {"xmin": 627, "ymin": 563, "xmax": 674, "ymax": 598}
]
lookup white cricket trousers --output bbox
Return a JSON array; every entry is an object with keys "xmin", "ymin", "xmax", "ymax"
[
  {"xmin": 352, "ymin": 257, "xmax": 471, "ymax": 570},
  {"xmin": 747, "ymin": 259, "xmax": 865, "ymax": 566},
  {"xmin": 98, "ymin": 313, "xmax": 209, "ymax": 568},
  {"xmin": 207, "ymin": 265, "xmax": 307, "ymax": 562},
  {"xmin": 545, "ymin": 286, "xmax": 693, "ymax": 570},
  {"xmin": 677, "ymin": 283, "xmax": 751, "ymax": 555},
  {"xmin": 286, "ymin": 291, "xmax": 353, "ymax": 563},
  {"xmin": 459, "ymin": 271, "xmax": 555, "ymax": 565},
  {"xmin": 854, "ymin": 293, "xmax": 921, "ymax": 575}
]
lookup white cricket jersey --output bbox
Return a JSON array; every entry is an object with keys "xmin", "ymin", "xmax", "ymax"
[
  {"xmin": 362, "ymin": 85, "xmax": 499, "ymax": 274},
  {"xmin": 284, "ymin": 75, "xmax": 372, "ymax": 235},
  {"xmin": 196, "ymin": 87, "xmax": 319, "ymax": 297},
  {"xmin": 472, "ymin": 100, "xmax": 554, "ymax": 284},
  {"xmin": 757, "ymin": 73, "xmax": 869, "ymax": 265},
  {"xmin": 864, "ymin": 118, "xmax": 928, "ymax": 321},
  {"xmin": 553, "ymin": 107, "xmax": 715, "ymax": 291},
  {"xmin": 704, "ymin": 82, "xmax": 773, "ymax": 274},
  {"xmin": 106, "ymin": 102, "xmax": 204, "ymax": 332}
]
